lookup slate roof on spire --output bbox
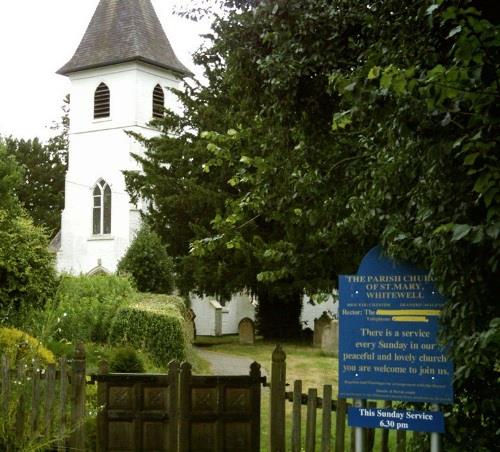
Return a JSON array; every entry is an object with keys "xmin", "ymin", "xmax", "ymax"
[{"xmin": 57, "ymin": 0, "xmax": 192, "ymax": 76}]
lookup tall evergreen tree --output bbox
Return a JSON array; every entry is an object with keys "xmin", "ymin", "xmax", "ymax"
[{"xmin": 127, "ymin": 0, "xmax": 499, "ymax": 447}]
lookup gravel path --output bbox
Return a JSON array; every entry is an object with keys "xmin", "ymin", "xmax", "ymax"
[{"xmin": 195, "ymin": 348, "xmax": 268, "ymax": 377}]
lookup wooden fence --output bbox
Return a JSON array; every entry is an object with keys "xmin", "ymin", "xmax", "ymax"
[
  {"xmin": 269, "ymin": 345, "xmax": 409, "ymax": 452},
  {"xmin": 1, "ymin": 343, "xmax": 416, "ymax": 451},
  {"xmin": 0, "ymin": 342, "xmax": 87, "ymax": 451}
]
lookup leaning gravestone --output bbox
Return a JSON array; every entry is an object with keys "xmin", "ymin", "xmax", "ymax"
[
  {"xmin": 321, "ymin": 320, "xmax": 339, "ymax": 356},
  {"xmin": 238, "ymin": 318, "xmax": 255, "ymax": 345},
  {"xmin": 313, "ymin": 311, "xmax": 332, "ymax": 347},
  {"xmin": 185, "ymin": 309, "xmax": 196, "ymax": 343}
]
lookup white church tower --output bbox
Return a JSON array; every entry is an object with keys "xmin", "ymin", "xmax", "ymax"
[{"xmin": 55, "ymin": 0, "xmax": 191, "ymax": 274}]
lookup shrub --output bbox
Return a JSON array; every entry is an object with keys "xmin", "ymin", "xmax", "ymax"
[
  {"xmin": 117, "ymin": 225, "xmax": 175, "ymax": 294},
  {"xmin": 0, "ymin": 327, "xmax": 55, "ymax": 366},
  {"xmin": 53, "ymin": 274, "xmax": 135, "ymax": 343},
  {"xmin": 109, "ymin": 347, "xmax": 145, "ymax": 373},
  {"xmin": 109, "ymin": 294, "xmax": 187, "ymax": 365},
  {"xmin": 0, "ymin": 211, "xmax": 58, "ymax": 317}
]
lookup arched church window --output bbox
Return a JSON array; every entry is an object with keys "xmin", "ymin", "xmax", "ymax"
[
  {"xmin": 93, "ymin": 179, "xmax": 112, "ymax": 235},
  {"xmin": 152, "ymin": 84, "xmax": 164, "ymax": 118},
  {"xmin": 94, "ymin": 82, "xmax": 110, "ymax": 119}
]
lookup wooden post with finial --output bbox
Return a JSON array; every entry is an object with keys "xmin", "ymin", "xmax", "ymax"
[
  {"xmin": 70, "ymin": 342, "xmax": 86, "ymax": 451},
  {"xmin": 270, "ymin": 344, "xmax": 286, "ymax": 452}
]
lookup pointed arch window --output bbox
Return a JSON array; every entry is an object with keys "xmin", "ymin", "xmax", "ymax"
[
  {"xmin": 152, "ymin": 84, "xmax": 164, "ymax": 118},
  {"xmin": 94, "ymin": 82, "xmax": 110, "ymax": 119},
  {"xmin": 93, "ymin": 179, "xmax": 111, "ymax": 235}
]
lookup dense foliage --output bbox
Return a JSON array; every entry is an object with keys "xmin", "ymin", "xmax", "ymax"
[
  {"xmin": 0, "ymin": 145, "xmax": 58, "ymax": 318},
  {"xmin": 109, "ymin": 294, "xmax": 187, "ymax": 366},
  {"xmin": 126, "ymin": 0, "xmax": 499, "ymax": 447},
  {"xmin": 0, "ymin": 327, "xmax": 55, "ymax": 366},
  {"xmin": 109, "ymin": 346, "xmax": 145, "ymax": 373},
  {"xmin": 1, "ymin": 95, "xmax": 69, "ymax": 237},
  {"xmin": 117, "ymin": 225, "xmax": 175, "ymax": 294},
  {"xmin": 52, "ymin": 275, "xmax": 135, "ymax": 343}
]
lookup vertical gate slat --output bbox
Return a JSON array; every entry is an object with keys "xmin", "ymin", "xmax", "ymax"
[
  {"xmin": 45, "ymin": 363, "xmax": 56, "ymax": 436},
  {"xmin": 70, "ymin": 342, "xmax": 86, "ymax": 451},
  {"xmin": 305, "ymin": 388, "xmax": 317, "ymax": 452},
  {"xmin": 396, "ymin": 429, "xmax": 407, "ymax": 452},
  {"xmin": 15, "ymin": 363, "xmax": 26, "ymax": 441},
  {"xmin": 31, "ymin": 360, "xmax": 41, "ymax": 435},
  {"xmin": 179, "ymin": 362, "xmax": 192, "ymax": 452},
  {"xmin": 321, "ymin": 385, "xmax": 332, "ymax": 452},
  {"xmin": 58, "ymin": 357, "xmax": 67, "ymax": 452},
  {"xmin": 335, "ymin": 398, "xmax": 347, "ymax": 452},
  {"xmin": 96, "ymin": 360, "xmax": 109, "ymax": 452},
  {"xmin": 291, "ymin": 380, "xmax": 302, "ymax": 452},
  {"xmin": 381, "ymin": 400, "xmax": 391, "ymax": 452},
  {"xmin": 1, "ymin": 355, "xmax": 9, "ymax": 415},
  {"xmin": 168, "ymin": 360, "xmax": 179, "ymax": 452}
]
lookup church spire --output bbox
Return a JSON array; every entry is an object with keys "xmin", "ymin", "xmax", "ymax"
[{"xmin": 57, "ymin": 0, "xmax": 191, "ymax": 76}]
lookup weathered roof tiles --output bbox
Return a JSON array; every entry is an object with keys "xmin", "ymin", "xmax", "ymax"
[{"xmin": 57, "ymin": 0, "xmax": 192, "ymax": 76}]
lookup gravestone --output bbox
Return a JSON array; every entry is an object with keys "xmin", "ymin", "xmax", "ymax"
[
  {"xmin": 185, "ymin": 309, "xmax": 196, "ymax": 343},
  {"xmin": 313, "ymin": 311, "xmax": 332, "ymax": 347},
  {"xmin": 321, "ymin": 320, "xmax": 339, "ymax": 356},
  {"xmin": 209, "ymin": 300, "xmax": 223, "ymax": 336},
  {"xmin": 238, "ymin": 318, "xmax": 255, "ymax": 345}
]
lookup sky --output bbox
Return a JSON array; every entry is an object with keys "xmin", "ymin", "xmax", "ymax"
[{"xmin": 0, "ymin": 0, "xmax": 210, "ymax": 142}]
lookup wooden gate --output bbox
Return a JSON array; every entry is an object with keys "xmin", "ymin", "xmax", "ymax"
[{"xmin": 92, "ymin": 360, "xmax": 263, "ymax": 452}]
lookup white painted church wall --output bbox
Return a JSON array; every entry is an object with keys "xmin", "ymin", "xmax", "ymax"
[
  {"xmin": 191, "ymin": 294, "xmax": 256, "ymax": 336},
  {"xmin": 191, "ymin": 292, "xmax": 339, "ymax": 337},
  {"xmin": 300, "ymin": 293, "xmax": 339, "ymax": 330},
  {"xmin": 57, "ymin": 62, "xmax": 181, "ymax": 275}
]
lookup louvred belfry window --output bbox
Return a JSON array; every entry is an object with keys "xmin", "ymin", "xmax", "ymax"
[
  {"xmin": 93, "ymin": 179, "xmax": 112, "ymax": 235},
  {"xmin": 152, "ymin": 84, "xmax": 164, "ymax": 118},
  {"xmin": 94, "ymin": 82, "xmax": 110, "ymax": 119}
]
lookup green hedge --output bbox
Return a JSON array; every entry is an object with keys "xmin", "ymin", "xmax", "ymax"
[{"xmin": 109, "ymin": 294, "xmax": 187, "ymax": 366}]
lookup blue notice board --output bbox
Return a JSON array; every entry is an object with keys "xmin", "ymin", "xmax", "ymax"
[
  {"xmin": 338, "ymin": 247, "xmax": 453, "ymax": 404},
  {"xmin": 348, "ymin": 407, "xmax": 445, "ymax": 433}
]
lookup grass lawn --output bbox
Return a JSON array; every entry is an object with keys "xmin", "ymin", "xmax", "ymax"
[{"xmin": 196, "ymin": 335, "xmax": 338, "ymax": 394}]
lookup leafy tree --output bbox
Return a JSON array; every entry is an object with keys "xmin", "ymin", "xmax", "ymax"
[
  {"xmin": 0, "ymin": 144, "xmax": 57, "ymax": 318},
  {"xmin": 2, "ymin": 95, "xmax": 69, "ymax": 237},
  {"xmin": 128, "ymin": 0, "xmax": 498, "ymax": 447},
  {"xmin": 117, "ymin": 225, "xmax": 175, "ymax": 294}
]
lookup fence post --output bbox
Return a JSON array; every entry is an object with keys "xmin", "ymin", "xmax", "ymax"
[
  {"xmin": 335, "ymin": 398, "xmax": 347, "ymax": 452},
  {"xmin": 1, "ymin": 354, "xmax": 9, "ymax": 415},
  {"xmin": 15, "ymin": 362, "xmax": 26, "ymax": 441},
  {"xmin": 250, "ymin": 361, "xmax": 262, "ymax": 452},
  {"xmin": 70, "ymin": 342, "xmax": 86, "ymax": 451},
  {"xmin": 305, "ymin": 388, "xmax": 318, "ymax": 452},
  {"xmin": 396, "ymin": 430, "xmax": 406, "ymax": 452},
  {"xmin": 58, "ymin": 357, "xmax": 68, "ymax": 452},
  {"xmin": 179, "ymin": 361, "xmax": 192, "ymax": 452},
  {"xmin": 31, "ymin": 359, "xmax": 41, "ymax": 436},
  {"xmin": 381, "ymin": 401, "xmax": 391, "ymax": 452},
  {"xmin": 44, "ymin": 363, "xmax": 56, "ymax": 436},
  {"xmin": 291, "ymin": 380, "xmax": 302, "ymax": 452},
  {"xmin": 321, "ymin": 385, "xmax": 332, "ymax": 452},
  {"xmin": 96, "ymin": 359, "xmax": 108, "ymax": 452},
  {"xmin": 270, "ymin": 344, "xmax": 286, "ymax": 452}
]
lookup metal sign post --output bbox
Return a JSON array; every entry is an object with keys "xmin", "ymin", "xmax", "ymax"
[
  {"xmin": 430, "ymin": 404, "xmax": 442, "ymax": 452},
  {"xmin": 354, "ymin": 399, "xmax": 366, "ymax": 452}
]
